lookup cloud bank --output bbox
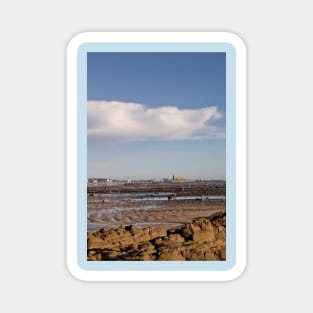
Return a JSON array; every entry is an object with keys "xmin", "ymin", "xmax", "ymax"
[{"xmin": 88, "ymin": 101, "xmax": 224, "ymax": 141}]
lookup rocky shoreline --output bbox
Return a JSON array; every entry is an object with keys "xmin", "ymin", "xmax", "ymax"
[{"xmin": 88, "ymin": 211, "xmax": 226, "ymax": 261}]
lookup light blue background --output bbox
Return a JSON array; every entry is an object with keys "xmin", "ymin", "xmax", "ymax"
[{"xmin": 77, "ymin": 42, "xmax": 236, "ymax": 271}]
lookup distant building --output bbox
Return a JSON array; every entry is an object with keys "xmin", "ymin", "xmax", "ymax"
[
  {"xmin": 172, "ymin": 174, "xmax": 186, "ymax": 182},
  {"xmin": 127, "ymin": 177, "xmax": 132, "ymax": 184}
]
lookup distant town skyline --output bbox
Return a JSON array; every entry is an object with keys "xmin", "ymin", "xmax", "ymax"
[
  {"xmin": 87, "ymin": 52, "xmax": 226, "ymax": 180},
  {"xmin": 88, "ymin": 175, "xmax": 224, "ymax": 182}
]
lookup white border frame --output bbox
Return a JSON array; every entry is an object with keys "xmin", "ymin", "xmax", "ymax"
[{"xmin": 67, "ymin": 32, "xmax": 246, "ymax": 281}]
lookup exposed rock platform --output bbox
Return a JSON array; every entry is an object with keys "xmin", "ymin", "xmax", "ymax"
[{"xmin": 87, "ymin": 211, "xmax": 226, "ymax": 261}]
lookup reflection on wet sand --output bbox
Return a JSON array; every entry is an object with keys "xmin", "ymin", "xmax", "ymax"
[{"xmin": 87, "ymin": 181, "xmax": 226, "ymax": 232}]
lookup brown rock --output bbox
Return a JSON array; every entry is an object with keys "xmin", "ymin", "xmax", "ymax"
[
  {"xmin": 87, "ymin": 212, "xmax": 226, "ymax": 261},
  {"xmin": 132, "ymin": 232, "xmax": 151, "ymax": 243},
  {"xmin": 153, "ymin": 237, "xmax": 166, "ymax": 246},
  {"xmin": 192, "ymin": 230, "xmax": 216, "ymax": 243},
  {"xmin": 117, "ymin": 236, "xmax": 135, "ymax": 247},
  {"xmin": 138, "ymin": 242, "xmax": 155, "ymax": 252},
  {"xmin": 167, "ymin": 233, "xmax": 185, "ymax": 244},
  {"xmin": 149, "ymin": 228, "xmax": 167, "ymax": 238},
  {"xmin": 126, "ymin": 225, "xmax": 141, "ymax": 235},
  {"xmin": 158, "ymin": 248, "xmax": 185, "ymax": 261}
]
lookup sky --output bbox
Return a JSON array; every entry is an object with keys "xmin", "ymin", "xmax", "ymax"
[{"xmin": 87, "ymin": 52, "xmax": 226, "ymax": 180}]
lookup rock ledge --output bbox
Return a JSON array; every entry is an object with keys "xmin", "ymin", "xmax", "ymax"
[{"xmin": 87, "ymin": 211, "xmax": 226, "ymax": 261}]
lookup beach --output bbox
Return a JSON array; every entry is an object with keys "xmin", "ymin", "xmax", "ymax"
[{"xmin": 87, "ymin": 180, "xmax": 226, "ymax": 261}]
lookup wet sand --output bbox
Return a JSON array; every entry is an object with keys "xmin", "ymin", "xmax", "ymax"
[{"xmin": 87, "ymin": 181, "xmax": 226, "ymax": 232}]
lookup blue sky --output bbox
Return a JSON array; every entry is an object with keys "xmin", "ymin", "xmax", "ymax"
[{"xmin": 87, "ymin": 52, "xmax": 226, "ymax": 180}]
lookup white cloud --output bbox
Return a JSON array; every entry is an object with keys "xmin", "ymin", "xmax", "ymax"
[{"xmin": 88, "ymin": 101, "xmax": 224, "ymax": 141}]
